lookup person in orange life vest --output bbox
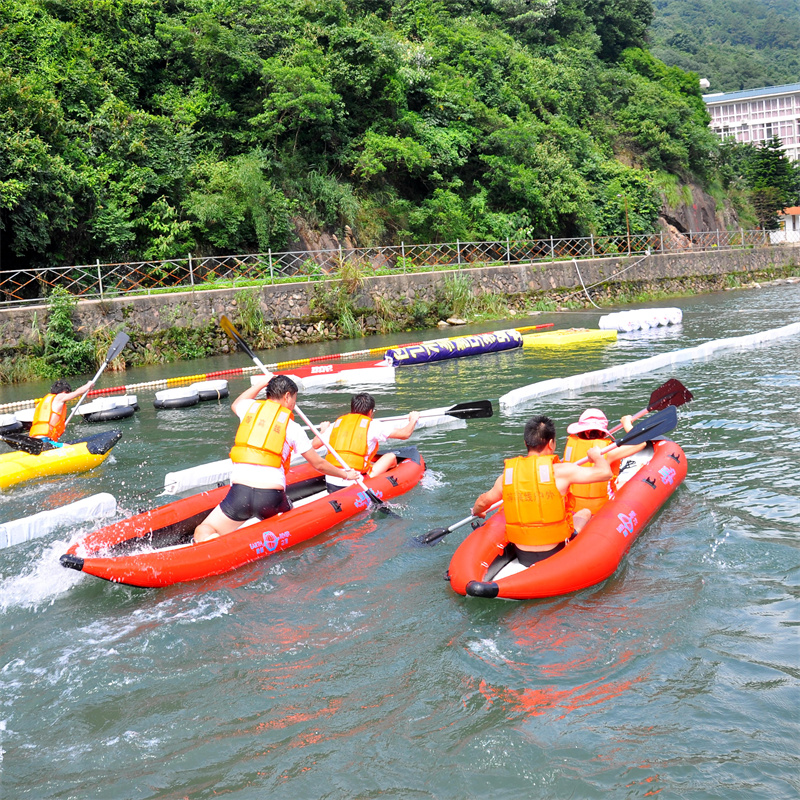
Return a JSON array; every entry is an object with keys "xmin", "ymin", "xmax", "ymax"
[
  {"xmin": 311, "ymin": 392, "xmax": 420, "ymax": 492},
  {"xmin": 29, "ymin": 379, "xmax": 94, "ymax": 442},
  {"xmin": 471, "ymin": 415, "xmax": 613, "ymax": 566},
  {"xmin": 194, "ymin": 375, "xmax": 361, "ymax": 543},
  {"xmin": 563, "ymin": 408, "xmax": 646, "ymax": 518}
]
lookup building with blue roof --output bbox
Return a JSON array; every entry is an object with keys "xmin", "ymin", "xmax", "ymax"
[{"xmin": 703, "ymin": 82, "xmax": 800, "ymax": 161}]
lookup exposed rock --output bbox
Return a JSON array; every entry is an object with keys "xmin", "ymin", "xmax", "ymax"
[
  {"xmin": 446, "ymin": 317, "xmax": 467, "ymax": 325},
  {"xmin": 437, "ymin": 320, "xmax": 450, "ymax": 328}
]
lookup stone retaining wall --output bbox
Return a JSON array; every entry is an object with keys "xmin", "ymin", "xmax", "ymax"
[{"xmin": 1, "ymin": 245, "xmax": 797, "ymax": 353}]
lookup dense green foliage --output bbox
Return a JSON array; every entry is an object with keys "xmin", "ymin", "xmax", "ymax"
[
  {"xmin": 1, "ymin": 0, "xmax": 727, "ymax": 273},
  {"xmin": 649, "ymin": 0, "xmax": 800, "ymax": 92}
]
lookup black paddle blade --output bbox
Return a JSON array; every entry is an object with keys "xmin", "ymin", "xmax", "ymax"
[
  {"xmin": 616, "ymin": 405, "xmax": 678, "ymax": 447},
  {"xmin": 445, "ymin": 400, "xmax": 494, "ymax": 420},
  {"xmin": 105, "ymin": 331, "xmax": 130, "ymax": 364},
  {"xmin": 1, "ymin": 433, "xmax": 53, "ymax": 455},
  {"xmin": 648, "ymin": 379, "xmax": 693, "ymax": 412},
  {"xmin": 414, "ymin": 527, "xmax": 449, "ymax": 546}
]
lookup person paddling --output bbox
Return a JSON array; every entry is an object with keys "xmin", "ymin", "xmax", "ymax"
[
  {"xmin": 29, "ymin": 379, "xmax": 94, "ymax": 444},
  {"xmin": 471, "ymin": 415, "xmax": 612, "ymax": 566},
  {"xmin": 311, "ymin": 392, "xmax": 420, "ymax": 493},
  {"xmin": 194, "ymin": 375, "xmax": 360, "ymax": 543},
  {"xmin": 562, "ymin": 408, "xmax": 647, "ymax": 516}
]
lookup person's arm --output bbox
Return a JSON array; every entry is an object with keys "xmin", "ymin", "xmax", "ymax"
[
  {"xmin": 309, "ymin": 421, "xmax": 331, "ymax": 450},
  {"xmin": 386, "ymin": 411, "xmax": 420, "ymax": 441},
  {"xmin": 471, "ymin": 473, "xmax": 504, "ymax": 517},
  {"xmin": 51, "ymin": 381, "xmax": 94, "ymax": 413},
  {"xmin": 230, "ymin": 376, "xmax": 271, "ymax": 417},
  {"xmin": 555, "ymin": 447, "xmax": 613, "ymax": 493},
  {"xmin": 604, "ymin": 416, "xmax": 646, "ymax": 464},
  {"xmin": 302, "ymin": 448, "xmax": 359, "ymax": 482}
]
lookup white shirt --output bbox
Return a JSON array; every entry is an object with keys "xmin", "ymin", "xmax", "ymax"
[
  {"xmin": 229, "ymin": 400, "xmax": 313, "ymax": 489},
  {"xmin": 320, "ymin": 417, "xmax": 389, "ymax": 487}
]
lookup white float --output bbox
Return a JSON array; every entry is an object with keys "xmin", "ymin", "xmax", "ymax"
[
  {"xmin": 599, "ymin": 307, "xmax": 683, "ymax": 332},
  {"xmin": 0, "ymin": 493, "xmax": 117, "ymax": 550},
  {"xmin": 500, "ymin": 321, "xmax": 800, "ymax": 409}
]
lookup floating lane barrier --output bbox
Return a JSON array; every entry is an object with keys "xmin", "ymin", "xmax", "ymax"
[
  {"xmin": 0, "ymin": 492, "xmax": 117, "ymax": 550},
  {"xmin": 522, "ymin": 328, "xmax": 618, "ymax": 348},
  {"xmin": 599, "ymin": 307, "xmax": 683, "ymax": 332},
  {"xmin": 190, "ymin": 380, "xmax": 230, "ymax": 401},
  {"xmin": 79, "ymin": 395, "xmax": 139, "ymax": 423},
  {"xmin": 384, "ymin": 329, "xmax": 523, "ymax": 366},
  {"xmin": 153, "ymin": 387, "xmax": 200, "ymax": 410},
  {"xmin": 500, "ymin": 321, "xmax": 800, "ymax": 410}
]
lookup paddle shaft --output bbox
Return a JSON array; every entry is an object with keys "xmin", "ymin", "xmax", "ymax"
[{"xmin": 64, "ymin": 332, "xmax": 130, "ymax": 428}]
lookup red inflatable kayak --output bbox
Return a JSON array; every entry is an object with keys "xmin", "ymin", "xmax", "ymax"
[
  {"xmin": 61, "ymin": 448, "xmax": 425, "ymax": 588},
  {"xmin": 447, "ymin": 439, "xmax": 687, "ymax": 600}
]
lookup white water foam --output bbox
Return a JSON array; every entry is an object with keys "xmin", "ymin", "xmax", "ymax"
[
  {"xmin": 0, "ymin": 538, "xmax": 85, "ymax": 613},
  {"xmin": 420, "ymin": 469, "xmax": 448, "ymax": 490}
]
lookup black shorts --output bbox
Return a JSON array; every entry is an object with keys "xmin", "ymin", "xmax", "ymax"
[{"xmin": 219, "ymin": 484, "xmax": 292, "ymax": 522}]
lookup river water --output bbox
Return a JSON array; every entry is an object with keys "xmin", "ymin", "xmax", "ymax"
[{"xmin": 1, "ymin": 284, "xmax": 798, "ymax": 799}]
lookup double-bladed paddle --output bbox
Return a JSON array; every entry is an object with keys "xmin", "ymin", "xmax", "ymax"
[
  {"xmin": 220, "ymin": 315, "xmax": 399, "ymax": 516},
  {"xmin": 415, "ymin": 405, "xmax": 680, "ymax": 546},
  {"xmin": 607, "ymin": 378, "xmax": 692, "ymax": 435},
  {"xmin": 0, "ymin": 432, "xmax": 53, "ymax": 455}
]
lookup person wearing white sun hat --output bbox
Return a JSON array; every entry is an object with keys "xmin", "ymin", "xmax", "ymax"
[{"xmin": 563, "ymin": 408, "xmax": 647, "ymax": 527}]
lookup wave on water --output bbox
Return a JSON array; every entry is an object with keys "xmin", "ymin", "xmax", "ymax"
[
  {"xmin": 420, "ymin": 469, "xmax": 448, "ymax": 489},
  {"xmin": 0, "ymin": 538, "xmax": 85, "ymax": 613}
]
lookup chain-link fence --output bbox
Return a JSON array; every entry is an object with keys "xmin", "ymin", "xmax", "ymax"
[{"xmin": 0, "ymin": 228, "xmax": 771, "ymax": 308}]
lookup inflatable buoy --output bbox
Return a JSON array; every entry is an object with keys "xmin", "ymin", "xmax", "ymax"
[
  {"xmin": 189, "ymin": 380, "xmax": 230, "ymax": 402},
  {"xmin": 153, "ymin": 387, "xmax": 200, "ymax": 410},
  {"xmin": 80, "ymin": 395, "xmax": 139, "ymax": 423},
  {"xmin": 599, "ymin": 307, "xmax": 683, "ymax": 332},
  {"xmin": 0, "ymin": 413, "xmax": 23, "ymax": 436}
]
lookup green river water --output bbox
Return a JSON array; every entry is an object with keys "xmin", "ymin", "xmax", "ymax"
[{"xmin": 1, "ymin": 284, "xmax": 798, "ymax": 799}]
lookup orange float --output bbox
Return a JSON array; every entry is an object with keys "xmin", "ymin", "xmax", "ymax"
[
  {"xmin": 446, "ymin": 439, "xmax": 687, "ymax": 600},
  {"xmin": 61, "ymin": 448, "xmax": 425, "ymax": 588}
]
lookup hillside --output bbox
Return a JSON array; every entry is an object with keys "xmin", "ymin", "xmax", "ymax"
[
  {"xmin": 1, "ymin": 0, "xmax": 734, "ymax": 273},
  {"xmin": 649, "ymin": 0, "xmax": 800, "ymax": 92}
]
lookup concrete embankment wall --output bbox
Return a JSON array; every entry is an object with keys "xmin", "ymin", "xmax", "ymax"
[{"xmin": 1, "ymin": 245, "xmax": 797, "ymax": 354}]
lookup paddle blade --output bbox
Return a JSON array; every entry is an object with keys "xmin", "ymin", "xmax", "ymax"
[
  {"xmin": 220, "ymin": 315, "xmax": 258, "ymax": 359},
  {"xmin": 105, "ymin": 331, "xmax": 130, "ymax": 365},
  {"xmin": 415, "ymin": 527, "xmax": 449, "ymax": 546},
  {"xmin": 648, "ymin": 379, "xmax": 693, "ymax": 412},
  {"xmin": 444, "ymin": 400, "xmax": 494, "ymax": 420},
  {"xmin": 1, "ymin": 433, "xmax": 52, "ymax": 455},
  {"xmin": 616, "ymin": 405, "xmax": 678, "ymax": 447}
]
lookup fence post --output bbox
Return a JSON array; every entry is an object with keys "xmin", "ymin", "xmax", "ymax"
[
  {"xmin": 401, "ymin": 242, "xmax": 406, "ymax": 272},
  {"xmin": 660, "ymin": 230, "xmax": 664, "ymax": 253},
  {"xmin": 97, "ymin": 259, "xmax": 103, "ymax": 300},
  {"xmin": 188, "ymin": 253, "xmax": 194, "ymax": 288},
  {"xmin": 590, "ymin": 234, "xmax": 595, "ymax": 258},
  {"xmin": 740, "ymin": 227, "xmax": 744, "ymax": 247},
  {"xmin": 457, "ymin": 240, "xmax": 461, "ymax": 268},
  {"xmin": 549, "ymin": 235, "xmax": 554, "ymax": 260},
  {"xmin": 716, "ymin": 229, "xmax": 720, "ymax": 249},
  {"xmin": 269, "ymin": 249, "xmax": 273, "ymax": 284},
  {"xmin": 506, "ymin": 237, "xmax": 511, "ymax": 265}
]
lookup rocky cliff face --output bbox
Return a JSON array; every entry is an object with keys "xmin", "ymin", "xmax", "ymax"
[{"xmin": 659, "ymin": 182, "xmax": 739, "ymax": 234}]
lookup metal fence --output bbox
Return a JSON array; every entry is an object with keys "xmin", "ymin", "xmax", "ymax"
[{"xmin": 0, "ymin": 228, "xmax": 771, "ymax": 308}]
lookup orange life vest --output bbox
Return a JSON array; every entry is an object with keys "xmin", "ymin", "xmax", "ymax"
[
  {"xmin": 563, "ymin": 434, "xmax": 620, "ymax": 514},
  {"xmin": 324, "ymin": 413, "xmax": 376, "ymax": 472},
  {"xmin": 502, "ymin": 454, "xmax": 573, "ymax": 547},
  {"xmin": 30, "ymin": 394, "xmax": 67, "ymax": 440},
  {"xmin": 229, "ymin": 400, "xmax": 293, "ymax": 470}
]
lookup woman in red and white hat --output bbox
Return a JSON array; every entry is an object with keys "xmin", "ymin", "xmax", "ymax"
[{"xmin": 563, "ymin": 408, "xmax": 647, "ymax": 526}]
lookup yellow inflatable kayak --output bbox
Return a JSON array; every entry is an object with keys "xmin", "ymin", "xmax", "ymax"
[
  {"xmin": 522, "ymin": 328, "xmax": 618, "ymax": 347},
  {"xmin": 0, "ymin": 430, "xmax": 122, "ymax": 490}
]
